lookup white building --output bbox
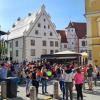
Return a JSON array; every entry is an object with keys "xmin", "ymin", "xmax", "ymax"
[
  {"xmin": 65, "ymin": 22, "xmax": 87, "ymax": 53},
  {"xmin": 65, "ymin": 27, "xmax": 78, "ymax": 52},
  {"xmin": 8, "ymin": 5, "xmax": 61, "ymax": 62},
  {"xmin": 56, "ymin": 30, "xmax": 67, "ymax": 51},
  {"xmin": 79, "ymin": 37, "xmax": 87, "ymax": 53}
]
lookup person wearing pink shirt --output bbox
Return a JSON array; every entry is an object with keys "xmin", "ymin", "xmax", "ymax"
[{"xmin": 74, "ymin": 67, "xmax": 84, "ymax": 100}]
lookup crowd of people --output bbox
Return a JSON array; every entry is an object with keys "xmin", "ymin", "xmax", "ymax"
[{"xmin": 0, "ymin": 60, "xmax": 100, "ymax": 100}]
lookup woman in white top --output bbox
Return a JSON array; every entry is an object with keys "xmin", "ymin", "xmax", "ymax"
[{"xmin": 63, "ymin": 65, "xmax": 73, "ymax": 100}]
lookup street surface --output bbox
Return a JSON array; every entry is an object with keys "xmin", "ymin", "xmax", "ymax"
[{"xmin": 0, "ymin": 81, "xmax": 100, "ymax": 100}]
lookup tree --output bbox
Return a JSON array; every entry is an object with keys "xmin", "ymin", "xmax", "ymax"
[{"xmin": 0, "ymin": 40, "xmax": 7, "ymax": 60}]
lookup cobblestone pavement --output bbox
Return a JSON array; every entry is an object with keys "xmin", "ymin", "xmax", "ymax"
[{"xmin": 0, "ymin": 81, "xmax": 100, "ymax": 100}]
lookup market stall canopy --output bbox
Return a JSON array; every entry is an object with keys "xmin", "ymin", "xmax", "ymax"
[
  {"xmin": 41, "ymin": 50, "xmax": 81, "ymax": 60},
  {"xmin": 80, "ymin": 52, "xmax": 88, "ymax": 58},
  {"xmin": 54, "ymin": 50, "xmax": 80, "ymax": 55}
]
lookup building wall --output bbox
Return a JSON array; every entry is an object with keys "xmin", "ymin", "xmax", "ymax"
[
  {"xmin": 25, "ymin": 11, "xmax": 60, "ymax": 61},
  {"xmin": 65, "ymin": 28, "xmax": 78, "ymax": 52},
  {"xmin": 8, "ymin": 6, "xmax": 60, "ymax": 62},
  {"xmin": 79, "ymin": 38, "xmax": 87, "ymax": 53},
  {"xmin": 8, "ymin": 37, "xmax": 23, "ymax": 62},
  {"xmin": 85, "ymin": 0, "xmax": 100, "ymax": 65},
  {"xmin": 60, "ymin": 43, "xmax": 68, "ymax": 51}
]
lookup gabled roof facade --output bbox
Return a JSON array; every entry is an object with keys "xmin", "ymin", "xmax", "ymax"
[
  {"xmin": 56, "ymin": 30, "xmax": 67, "ymax": 43},
  {"xmin": 66, "ymin": 22, "xmax": 87, "ymax": 39},
  {"xmin": 8, "ymin": 5, "xmax": 58, "ymax": 40}
]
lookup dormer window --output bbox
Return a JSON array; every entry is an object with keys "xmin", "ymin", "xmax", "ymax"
[
  {"xmin": 28, "ymin": 13, "xmax": 31, "ymax": 16},
  {"xmin": 12, "ymin": 24, "xmax": 15, "ymax": 28},
  {"xmin": 17, "ymin": 17, "xmax": 21, "ymax": 21}
]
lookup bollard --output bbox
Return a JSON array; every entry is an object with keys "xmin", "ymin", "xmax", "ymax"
[
  {"xmin": 53, "ymin": 81, "xmax": 59, "ymax": 99},
  {"xmin": 30, "ymin": 86, "xmax": 37, "ymax": 100},
  {"xmin": 1, "ymin": 81, "xmax": 7, "ymax": 99}
]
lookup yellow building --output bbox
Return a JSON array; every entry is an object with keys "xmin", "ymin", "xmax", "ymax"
[{"xmin": 85, "ymin": 0, "xmax": 100, "ymax": 66}]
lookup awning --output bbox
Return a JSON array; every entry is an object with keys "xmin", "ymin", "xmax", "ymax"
[
  {"xmin": 81, "ymin": 52, "xmax": 88, "ymax": 58},
  {"xmin": 55, "ymin": 56, "xmax": 77, "ymax": 59},
  {"xmin": 54, "ymin": 50, "xmax": 80, "ymax": 55}
]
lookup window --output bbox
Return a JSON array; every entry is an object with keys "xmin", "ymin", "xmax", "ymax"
[
  {"xmin": 50, "ymin": 32, "xmax": 53, "ymax": 36},
  {"xmin": 16, "ymin": 50, "xmax": 18, "ymax": 57},
  {"xmin": 35, "ymin": 30, "xmax": 38, "ymax": 35},
  {"xmin": 55, "ymin": 41, "xmax": 58, "ymax": 47},
  {"xmin": 15, "ymin": 41, "xmax": 18, "ymax": 47},
  {"xmin": 42, "ymin": 49, "xmax": 47, "ymax": 54},
  {"xmin": 55, "ymin": 50, "xmax": 59, "ymax": 53},
  {"xmin": 64, "ymin": 45, "xmax": 67, "ymax": 48},
  {"xmin": 44, "ymin": 18, "xmax": 46, "ymax": 22},
  {"xmin": 31, "ymin": 49, "xmax": 35, "ymax": 56},
  {"xmin": 44, "ymin": 32, "xmax": 46, "ymax": 36},
  {"xmin": 85, "ymin": 41, "xmax": 87, "ymax": 46},
  {"xmin": 48, "ymin": 25, "xmax": 50, "ymax": 29},
  {"xmin": 44, "ymin": 25, "xmax": 46, "ymax": 29},
  {"xmin": 72, "ymin": 42, "xmax": 74, "ymax": 45},
  {"xmin": 88, "ymin": 50, "xmax": 92, "ymax": 60},
  {"xmin": 50, "ymin": 41, "xmax": 54, "ymax": 46},
  {"xmin": 31, "ymin": 40, "xmax": 35, "ymax": 46},
  {"xmin": 2, "ymin": 50, "xmax": 5, "ymax": 55},
  {"xmin": 10, "ymin": 51, "xmax": 12, "ymax": 57},
  {"xmin": 42, "ymin": 40, "xmax": 46, "ymax": 46},
  {"xmin": 10, "ymin": 42, "xmax": 12, "ymax": 48},
  {"xmin": 68, "ymin": 29, "xmax": 70, "ymax": 32},
  {"xmin": 50, "ymin": 50, "xmax": 54, "ymax": 54},
  {"xmin": 82, "ymin": 41, "xmax": 85, "ymax": 46},
  {"xmin": 38, "ymin": 23, "xmax": 41, "ymax": 27}
]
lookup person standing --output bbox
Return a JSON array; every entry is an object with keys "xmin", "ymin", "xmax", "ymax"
[
  {"xmin": 74, "ymin": 67, "xmax": 84, "ymax": 100},
  {"xmin": 63, "ymin": 65, "xmax": 73, "ymax": 100},
  {"xmin": 31, "ymin": 67, "xmax": 39, "ymax": 96},
  {"xmin": 41, "ymin": 67, "xmax": 48, "ymax": 94},
  {"xmin": 25, "ymin": 67, "xmax": 32, "ymax": 97},
  {"xmin": 87, "ymin": 64, "xmax": 93, "ymax": 90},
  {"xmin": 0, "ymin": 63, "xmax": 8, "ymax": 82}
]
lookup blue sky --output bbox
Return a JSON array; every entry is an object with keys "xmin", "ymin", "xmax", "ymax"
[{"xmin": 0, "ymin": 0, "xmax": 85, "ymax": 31}]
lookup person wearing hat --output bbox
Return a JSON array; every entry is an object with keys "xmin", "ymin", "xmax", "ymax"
[{"xmin": 63, "ymin": 64, "xmax": 73, "ymax": 100}]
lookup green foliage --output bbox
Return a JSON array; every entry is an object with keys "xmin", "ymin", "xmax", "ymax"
[{"xmin": 0, "ymin": 42, "xmax": 7, "ymax": 56}]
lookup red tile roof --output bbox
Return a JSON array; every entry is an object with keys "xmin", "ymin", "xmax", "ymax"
[
  {"xmin": 56, "ymin": 30, "xmax": 67, "ymax": 43},
  {"xmin": 66, "ymin": 22, "xmax": 87, "ymax": 39}
]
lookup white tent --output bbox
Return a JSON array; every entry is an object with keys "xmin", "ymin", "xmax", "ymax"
[
  {"xmin": 80, "ymin": 52, "xmax": 88, "ymax": 57},
  {"xmin": 54, "ymin": 50, "xmax": 80, "ymax": 55}
]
